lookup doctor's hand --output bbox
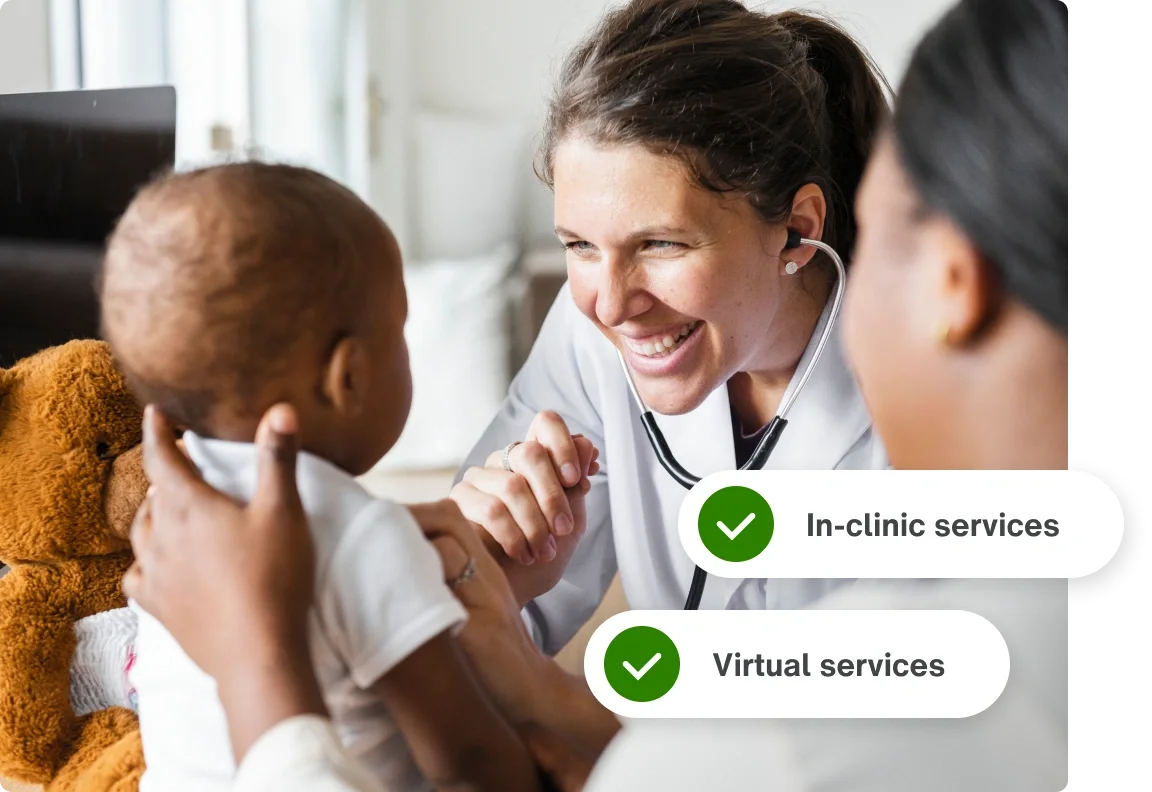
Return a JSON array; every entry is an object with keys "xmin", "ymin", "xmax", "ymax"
[{"xmin": 450, "ymin": 410, "xmax": 600, "ymax": 608}]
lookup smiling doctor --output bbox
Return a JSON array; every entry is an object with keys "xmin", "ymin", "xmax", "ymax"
[{"xmin": 450, "ymin": 0, "xmax": 890, "ymax": 648}]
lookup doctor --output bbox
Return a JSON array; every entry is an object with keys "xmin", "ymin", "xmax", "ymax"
[{"xmin": 450, "ymin": 0, "xmax": 890, "ymax": 646}]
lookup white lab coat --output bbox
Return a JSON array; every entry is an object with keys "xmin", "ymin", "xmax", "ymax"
[{"xmin": 460, "ymin": 285, "xmax": 889, "ymax": 653}]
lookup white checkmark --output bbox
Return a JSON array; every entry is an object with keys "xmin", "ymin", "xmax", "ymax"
[
  {"xmin": 717, "ymin": 512, "xmax": 756, "ymax": 540},
  {"xmin": 623, "ymin": 652, "xmax": 662, "ymax": 680}
]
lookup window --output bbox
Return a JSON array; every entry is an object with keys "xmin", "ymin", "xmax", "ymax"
[{"xmin": 52, "ymin": 0, "xmax": 355, "ymax": 183}]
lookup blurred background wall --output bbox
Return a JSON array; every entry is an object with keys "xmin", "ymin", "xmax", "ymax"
[{"xmin": 0, "ymin": 0, "xmax": 51, "ymax": 93}]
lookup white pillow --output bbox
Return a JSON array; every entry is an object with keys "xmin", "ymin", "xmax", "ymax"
[
  {"xmin": 374, "ymin": 243, "xmax": 518, "ymax": 472},
  {"xmin": 413, "ymin": 112, "xmax": 530, "ymax": 260}
]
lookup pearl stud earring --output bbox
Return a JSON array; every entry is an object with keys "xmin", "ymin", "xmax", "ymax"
[
  {"xmin": 784, "ymin": 261, "xmax": 800, "ymax": 275},
  {"xmin": 934, "ymin": 321, "xmax": 953, "ymax": 345}
]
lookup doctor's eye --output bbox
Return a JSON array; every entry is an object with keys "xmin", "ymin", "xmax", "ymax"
[
  {"xmin": 563, "ymin": 240, "xmax": 598, "ymax": 258},
  {"xmin": 642, "ymin": 240, "xmax": 686, "ymax": 253}
]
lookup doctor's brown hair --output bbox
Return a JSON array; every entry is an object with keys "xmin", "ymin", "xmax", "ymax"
[{"xmin": 538, "ymin": 0, "xmax": 891, "ymax": 264}]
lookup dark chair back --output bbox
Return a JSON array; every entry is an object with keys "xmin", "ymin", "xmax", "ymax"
[{"xmin": 0, "ymin": 87, "xmax": 176, "ymax": 367}]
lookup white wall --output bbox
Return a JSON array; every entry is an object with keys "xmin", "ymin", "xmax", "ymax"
[
  {"xmin": 412, "ymin": 0, "xmax": 614, "ymax": 117},
  {"xmin": 0, "ymin": 0, "xmax": 52, "ymax": 94},
  {"xmin": 381, "ymin": 0, "xmax": 956, "ymax": 250},
  {"xmin": 792, "ymin": 0, "xmax": 951, "ymax": 88},
  {"xmin": 410, "ymin": 0, "xmax": 952, "ymax": 114},
  {"xmin": 402, "ymin": 0, "xmax": 616, "ymax": 250}
]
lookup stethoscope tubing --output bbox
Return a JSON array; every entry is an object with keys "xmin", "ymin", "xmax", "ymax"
[{"xmin": 616, "ymin": 235, "xmax": 848, "ymax": 609}]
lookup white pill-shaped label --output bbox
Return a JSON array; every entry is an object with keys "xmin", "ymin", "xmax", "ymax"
[
  {"xmin": 678, "ymin": 470, "xmax": 1122, "ymax": 578},
  {"xmin": 585, "ymin": 610, "xmax": 1010, "ymax": 719}
]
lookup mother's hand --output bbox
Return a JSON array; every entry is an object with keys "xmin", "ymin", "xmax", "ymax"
[
  {"xmin": 124, "ymin": 404, "xmax": 314, "ymax": 678},
  {"xmin": 123, "ymin": 404, "xmax": 327, "ymax": 760},
  {"xmin": 450, "ymin": 411, "xmax": 599, "ymax": 607}
]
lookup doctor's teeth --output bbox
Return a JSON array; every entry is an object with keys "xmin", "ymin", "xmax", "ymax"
[{"xmin": 627, "ymin": 321, "xmax": 701, "ymax": 358}]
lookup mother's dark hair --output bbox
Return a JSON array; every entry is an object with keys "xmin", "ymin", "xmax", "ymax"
[
  {"xmin": 894, "ymin": 0, "xmax": 1068, "ymax": 331},
  {"xmin": 539, "ymin": 0, "xmax": 890, "ymax": 265}
]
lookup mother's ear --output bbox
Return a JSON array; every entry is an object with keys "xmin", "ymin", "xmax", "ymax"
[{"xmin": 924, "ymin": 214, "xmax": 998, "ymax": 346}]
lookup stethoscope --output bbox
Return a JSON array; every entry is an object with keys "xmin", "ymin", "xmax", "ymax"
[{"xmin": 615, "ymin": 229, "xmax": 848, "ymax": 610}]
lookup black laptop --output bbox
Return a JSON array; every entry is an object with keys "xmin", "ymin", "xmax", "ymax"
[{"xmin": 0, "ymin": 86, "xmax": 176, "ymax": 367}]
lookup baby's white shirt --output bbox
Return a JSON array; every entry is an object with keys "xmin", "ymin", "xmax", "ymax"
[{"xmin": 130, "ymin": 433, "xmax": 467, "ymax": 792}]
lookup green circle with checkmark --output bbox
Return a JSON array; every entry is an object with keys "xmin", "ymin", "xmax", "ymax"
[
  {"xmin": 604, "ymin": 626, "xmax": 681, "ymax": 703},
  {"xmin": 699, "ymin": 486, "xmax": 774, "ymax": 562}
]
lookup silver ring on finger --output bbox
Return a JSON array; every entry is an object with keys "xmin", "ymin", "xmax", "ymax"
[
  {"xmin": 501, "ymin": 441, "xmax": 522, "ymax": 472},
  {"xmin": 450, "ymin": 556, "xmax": 477, "ymax": 589}
]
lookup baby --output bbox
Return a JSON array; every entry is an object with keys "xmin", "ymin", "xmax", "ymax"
[{"xmin": 100, "ymin": 163, "xmax": 539, "ymax": 792}]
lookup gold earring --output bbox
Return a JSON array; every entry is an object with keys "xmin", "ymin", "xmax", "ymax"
[{"xmin": 934, "ymin": 321, "xmax": 953, "ymax": 345}]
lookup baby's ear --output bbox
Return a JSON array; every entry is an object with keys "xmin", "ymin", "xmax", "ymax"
[{"xmin": 323, "ymin": 336, "xmax": 371, "ymax": 416}]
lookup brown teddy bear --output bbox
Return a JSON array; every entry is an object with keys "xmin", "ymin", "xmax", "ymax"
[{"xmin": 0, "ymin": 340, "xmax": 148, "ymax": 792}]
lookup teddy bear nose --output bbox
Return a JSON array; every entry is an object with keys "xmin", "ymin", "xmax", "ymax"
[{"xmin": 104, "ymin": 445, "xmax": 149, "ymax": 540}]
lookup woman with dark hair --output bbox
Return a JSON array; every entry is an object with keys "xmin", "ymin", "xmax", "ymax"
[
  {"xmin": 121, "ymin": 0, "xmax": 1068, "ymax": 789},
  {"xmin": 844, "ymin": 0, "xmax": 1067, "ymax": 468},
  {"xmin": 451, "ymin": 0, "xmax": 892, "ymax": 643}
]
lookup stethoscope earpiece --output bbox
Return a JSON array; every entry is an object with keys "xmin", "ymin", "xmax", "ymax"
[{"xmin": 785, "ymin": 228, "xmax": 802, "ymax": 250}]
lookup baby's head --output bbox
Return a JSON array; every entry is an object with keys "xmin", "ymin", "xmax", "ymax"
[{"xmin": 101, "ymin": 162, "xmax": 411, "ymax": 476}]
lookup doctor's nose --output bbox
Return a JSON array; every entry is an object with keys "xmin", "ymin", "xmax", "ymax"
[{"xmin": 594, "ymin": 254, "xmax": 654, "ymax": 328}]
